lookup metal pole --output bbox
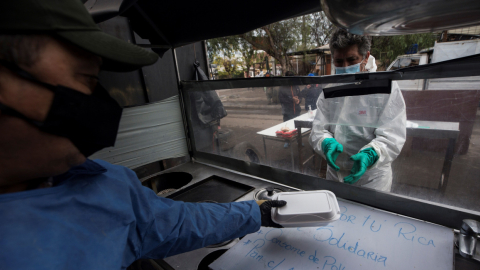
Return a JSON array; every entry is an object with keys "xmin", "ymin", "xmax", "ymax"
[
  {"xmin": 263, "ymin": 136, "xmax": 269, "ymax": 166},
  {"xmin": 440, "ymin": 138, "xmax": 456, "ymax": 194},
  {"xmin": 172, "ymin": 48, "xmax": 193, "ymax": 157},
  {"xmin": 297, "ymin": 126, "xmax": 303, "ymax": 172},
  {"xmin": 202, "ymin": 40, "xmax": 212, "ymax": 80},
  {"xmin": 290, "ymin": 139, "xmax": 295, "ymax": 171},
  {"xmin": 321, "ymin": 55, "xmax": 325, "ymax": 75},
  {"xmin": 274, "ymin": 58, "xmax": 277, "ymax": 75},
  {"xmin": 265, "ymin": 56, "xmax": 270, "ymax": 73}
]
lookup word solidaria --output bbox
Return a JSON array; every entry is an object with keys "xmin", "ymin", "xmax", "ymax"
[{"xmin": 313, "ymin": 226, "xmax": 387, "ymax": 267}]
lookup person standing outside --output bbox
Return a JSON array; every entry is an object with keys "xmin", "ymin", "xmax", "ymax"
[
  {"xmin": 264, "ymin": 72, "xmax": 274, "ymax": 105},
  {"xmin": 279, "ymin": 71, "xmax": 301, "ymax": 122},
  {"xmin": 309, "ymin": 28, "xmax": 406, "ymax": 192},
  {"xmin": 299, "ymin": 74, "xmax": 322, "ymax": 111},
  {"xmin": 278, "ymin": 71, "xmax": 301, "ymax": 148}
]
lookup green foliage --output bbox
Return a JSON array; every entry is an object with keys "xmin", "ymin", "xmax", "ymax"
[
  {"xmin": 207, "ymin": 36, "xmax": 256, "ymax": 78},
  {"xmin": 207, "ymin": 36, "xmax": 238, "ymax": 61},
  {"xmin": 217, "ymin": 69, "xmax": 244, "ymax": 79},
  {"xmin": 311, "ymin": 12, "xmax": 333, "ymax": 47},
  {"xmin": 207, "ymin": 12, "xmax": 333, "ymax": 76},
  {"xmin": 208, "ymin": 12, "xmax": 438, "ymax": 75},
  {"xmin": 371, "ymin": 33, "xmax": 438, "ymax": 69},
  {"xmin": 211, "ymin": 55, "xmax": 241, "ymax": 78}
]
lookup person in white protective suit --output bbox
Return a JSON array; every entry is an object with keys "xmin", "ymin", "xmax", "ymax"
[
  {"xmin": 365, "ymin": 55, "xmax": 377, "ymax": 72},
  {"xmin": 309, "ymin": 28, "xmax": 406, "ymax": 192}
]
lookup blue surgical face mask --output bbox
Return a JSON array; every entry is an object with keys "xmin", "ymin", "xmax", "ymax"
[{"xmin": 334, "ymin": 58, "xmax": 365, "ymax": 74}]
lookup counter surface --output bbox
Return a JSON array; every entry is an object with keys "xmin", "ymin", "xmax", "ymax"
[
  {"xmin": 146, "ymin": 162, "xmax": 467, "ymax": 270},
  {"xmin": 150, "ymin": 161, "xmax": 298, "ymax": 269}
]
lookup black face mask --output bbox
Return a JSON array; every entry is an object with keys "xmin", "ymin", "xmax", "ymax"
[{"xmin": 0, "ymin": 60, "xmax": 123, "ymax": 157}]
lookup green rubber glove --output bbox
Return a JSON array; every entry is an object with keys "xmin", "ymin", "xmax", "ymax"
[
  {"xmin": 321, "ymin": 138, "xmax": 343, "ymax": 171},
  {"xmin": 344, "ymin": 148, "xmax": 379, "ymax": 184}
]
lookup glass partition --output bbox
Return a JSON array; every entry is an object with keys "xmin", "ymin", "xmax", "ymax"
[{"xmin": 184, "ymin": 77, "xmax": 480, "ymax": 213}]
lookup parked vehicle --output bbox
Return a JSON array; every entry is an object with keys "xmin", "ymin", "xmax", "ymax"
[{"xmin": 387, "ymin": 39, "xmax": 480, "ymax": 90}]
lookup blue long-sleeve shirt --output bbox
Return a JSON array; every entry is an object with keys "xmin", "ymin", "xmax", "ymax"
[{"xmin": 0, "ymin": 159, "xmax": 261, "ymax": 270}]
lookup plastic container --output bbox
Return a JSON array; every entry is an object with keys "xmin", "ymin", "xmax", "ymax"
[
  {"xmin": 271, "ymin": 190, "xmax": 341, "ymax": 227},
  {"xmin": 308, "ymin": 105, "xmax": 314, "ymax": 119}
]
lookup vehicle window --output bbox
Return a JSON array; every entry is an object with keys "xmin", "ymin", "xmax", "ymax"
[
  {"xmin": 390, "ymin": 57, "xmax": 421, "ymax": 71},
  {"xmin": 398, "ymin": 58, "xmax": 412, "ymax": 67},
  {"xmin": 388, "ymin": 59, "xmax": 401, "ymax": 70},
  {"xmin": 198, "ymin": 17, "xmax": 480, "ymax": 217},
  {"xmin": 399, "ymin": 57, "xmax": 420, "ymax": 68},
  {"xmin": 186, "ymin": 77, "xmax": 480, "ymax": 213}
]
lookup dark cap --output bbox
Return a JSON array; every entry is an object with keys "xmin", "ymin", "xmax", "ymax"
[{"xmin": 0, "ymin": 0, "xmax": 159, "ymax": 72}]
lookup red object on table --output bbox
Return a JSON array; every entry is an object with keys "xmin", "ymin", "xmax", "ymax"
[{"xmin": 275, "ymin": 129, "xmax": 298, "ymax": 138}]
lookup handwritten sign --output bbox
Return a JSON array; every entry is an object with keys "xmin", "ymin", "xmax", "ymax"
[{"xmin": 210, "ymin": 200, "xmax": 453, "ymax": 270}]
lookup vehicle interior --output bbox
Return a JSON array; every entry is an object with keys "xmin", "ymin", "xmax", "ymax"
[{"xmin": 82, "ymin": 0, "xmax": 480, "ymax": 269}]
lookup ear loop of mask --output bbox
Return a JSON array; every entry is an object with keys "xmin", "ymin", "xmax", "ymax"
[
  {"xmin": 0, "ymin": 60, "xmax": 54, "ymax": 128},
  {"xmin": 0, "ymin": 102, "xmax": 43, "ymax": 127},
  {"xmin": 334, "ymin": 57, "xmax": 367, "ymax": 74},
  {"xmin": 0, "ymin": 60, "xmax": 65, "ymax": 128},
  {"xmin": 0, "ymin": 60, "xmax": 59, "ymax": 93},
  {"xmin": 0, "ymin": 59, "xmax": 123, "ymax": 157},
  {"xmin": 360, "ymin": 57, "xmax": 368, "ymax": 71}
]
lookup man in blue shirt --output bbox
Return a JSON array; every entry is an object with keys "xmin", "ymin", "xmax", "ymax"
[{"xmin": 0, "ymin": 0, "xmax": 286, "ymax": 269}]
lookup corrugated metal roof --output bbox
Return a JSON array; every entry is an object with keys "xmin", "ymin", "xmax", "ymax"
[
  {"xmin": 287, "ymin": 44, "xmax": 331, "ymax": 56},
  {"xmin": 317, "ymin": 44, "xmax": 330, "ymax": 50},
  {"xmin": 448, "ymin": 26, "xmax": 480, "ymax": 35}
]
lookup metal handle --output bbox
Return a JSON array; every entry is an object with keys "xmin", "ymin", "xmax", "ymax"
[
  {"xmin": 461, "ymin": 219, "xmax": 480, "ymax": 235},
  {"xmin": 458, "ymin": 219, "xmax": 480, "ymax": 261}
]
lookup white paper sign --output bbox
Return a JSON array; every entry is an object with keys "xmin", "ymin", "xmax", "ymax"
[{"xmin": 210, "ymin": 200, "xmax": 454, "ymax": 270}]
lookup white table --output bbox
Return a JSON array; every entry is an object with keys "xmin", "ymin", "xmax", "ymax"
[
  {"xmin": 256, "ymin": 111, "xmax": 316, "ymax": 171},
  {"xmin": 293, "ymin": 119, "xmax": 460, "ymax": 192}
]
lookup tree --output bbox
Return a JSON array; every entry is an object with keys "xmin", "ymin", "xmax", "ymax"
[
  {"xmin": 371, "ymin": 33, "xmax": 438, "ymax": 69},
  {"xmin": 237, "ymin": 38, "xmax": 257, "ymax": 77},
  {"xmin": 207, "ymin": 11, "xmax": 333, "ymax": 76},
  {"xmin": 240, "ymin": 18, "xmax": 302, "ymax": 75},
  {"xmin": 212, "ymin": 55, "xmax": 240, "ymax": 79},
  {"xmin": 208, "ymin": 36, "xmax": 257, "ymax": 78},
  {"xmin": 311, "ymin": 12, "xmax": 333, "ymax": 47},
  {"xmin": 207, "ymin": 36, "xmax": 237, "ymax": 65},
  {"xmin": 208, "ymin": 36, "xmax": 242, "ymax": 78},
  {"xmin": 221, "ymin": 57, "xmax": 239, "ymax": 78},
  {"xmin": 208, "ymin": 12, "xmax": 437, "ymax": 74}
]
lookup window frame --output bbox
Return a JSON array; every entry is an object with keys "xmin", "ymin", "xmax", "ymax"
[{"xmin": 180, "ymin": 53, "xmax": 480, "ymax": 229}]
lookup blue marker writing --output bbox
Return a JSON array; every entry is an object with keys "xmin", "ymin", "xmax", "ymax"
[
  {"xmin": 394, "ymin": 222, "xmax": 416, "ymax": 241},
  {"xmin": 308, "ymin": 250, "xmax": 320, "ymax": 264},
  {"xmin": 322, "ymin": 256, "xmax": 346, "ymax": 270},
  {"xmin": 267, "ymin": 258, "xmax": 285, "ymax": 270}
]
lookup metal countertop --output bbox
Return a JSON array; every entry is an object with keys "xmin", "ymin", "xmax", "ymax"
[
  {"xmin": 147, "ymin": 161, "xmax": 299, "ymax": 269},
  {"xmin": 147, "ymin": 161, "xmax": 476, "ymax": 270}
]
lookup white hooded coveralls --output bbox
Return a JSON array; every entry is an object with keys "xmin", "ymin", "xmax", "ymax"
[{"xmin": 309, "ymin": 81, "xmax": 406, "ymax": 192}]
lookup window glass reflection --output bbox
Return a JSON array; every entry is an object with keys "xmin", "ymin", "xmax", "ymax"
[{"xmin": 187, "ymin": 81, "xmax": 480, "ymax": 212}]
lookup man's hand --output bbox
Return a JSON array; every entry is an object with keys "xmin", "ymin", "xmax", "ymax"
[
  {"xmin": 293, "ymin": 96, "xmax": 300, "ymax": 104},
  {"xmin": 256, "ymin": 200, "xmax": 287, "ymax": 228}
]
